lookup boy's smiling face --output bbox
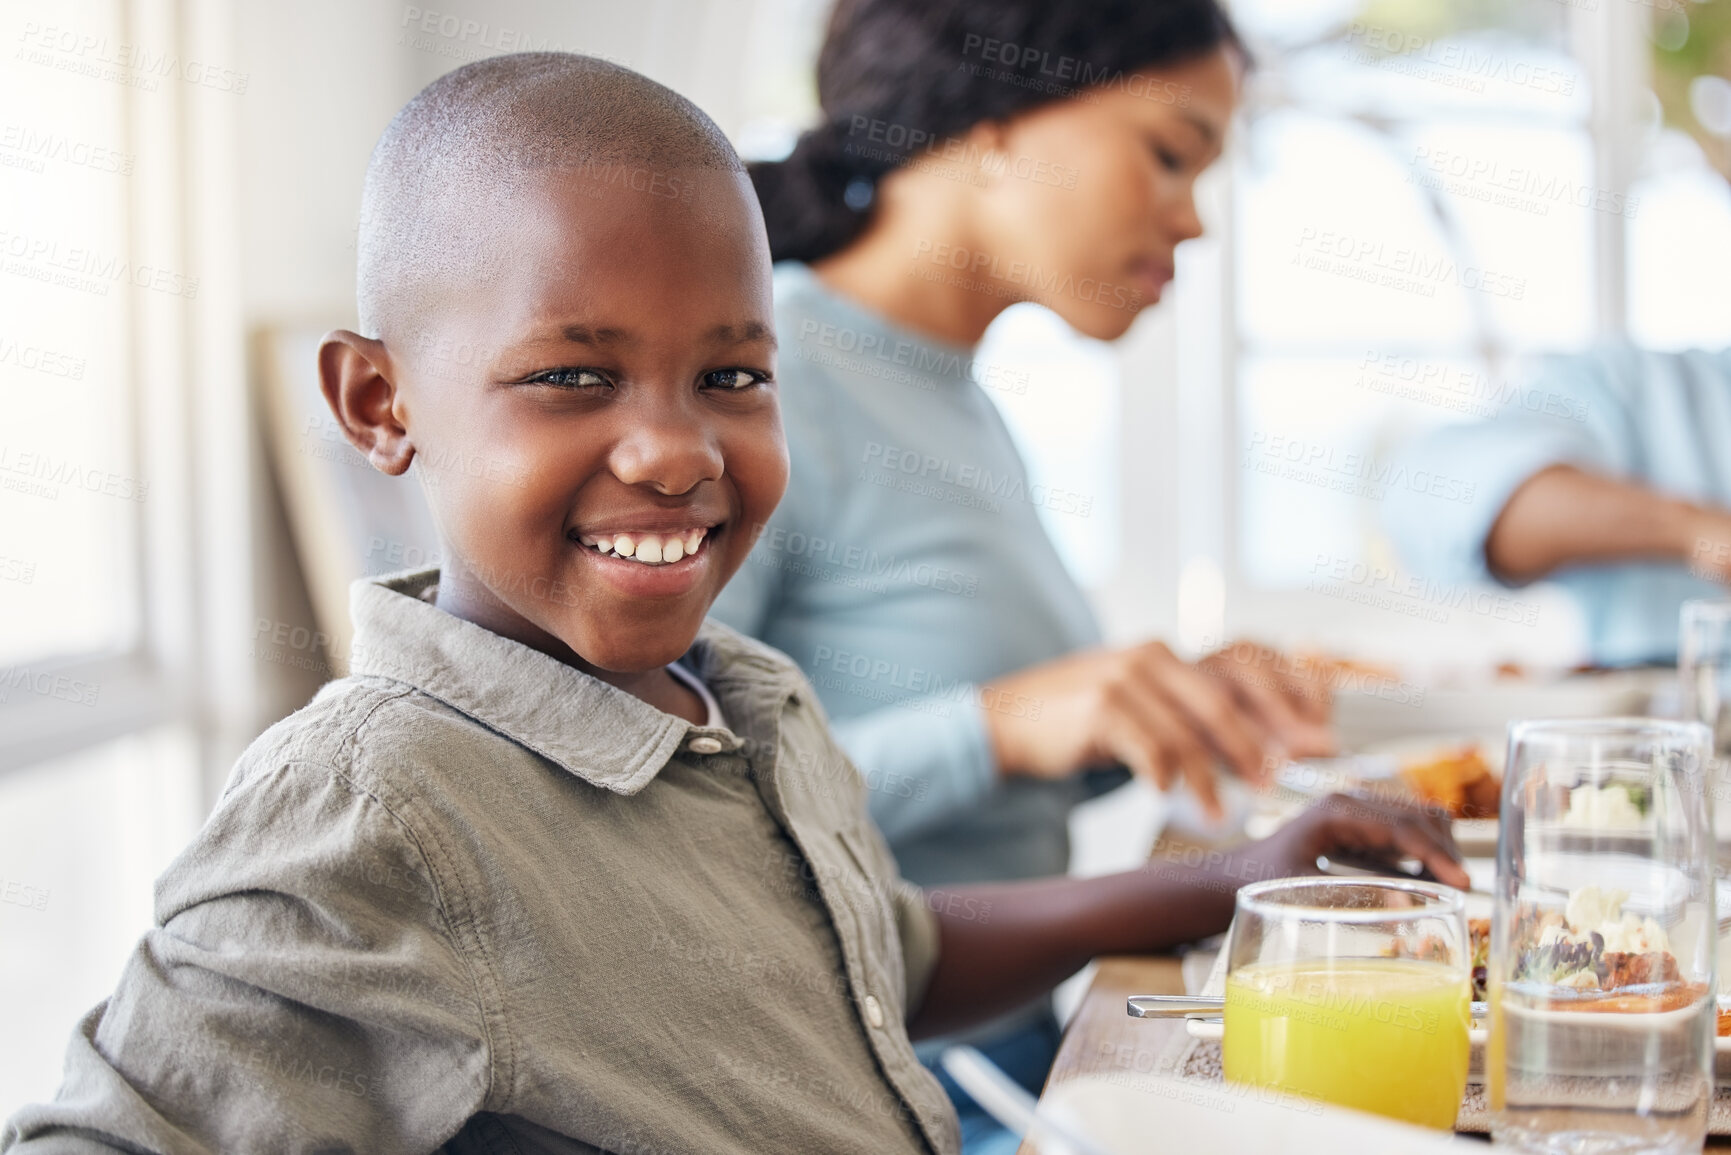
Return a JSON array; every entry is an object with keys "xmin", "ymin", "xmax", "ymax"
[{"xmin": 323, "ymin": 166, "xmax": 786, "ymax": 676}]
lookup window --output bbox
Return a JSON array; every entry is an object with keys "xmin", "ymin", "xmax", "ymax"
[
  {"xmin": 0, "ymin": 0, "xmax": 248, "ymax": 777},
  {"xmin": 0, "ymin": 0, "xmax": 139, "ymax": 668},
  {"xmin": 1164, "ymin": 0, "xmax": 1725, "ymax": 667},
  {"xmin": 0, "ymin": 0, "xmax": 245, "ymax": 1114},
  {"xmin": 978, "ymin": 306, "xmax": 1123, "ymax": 590}
]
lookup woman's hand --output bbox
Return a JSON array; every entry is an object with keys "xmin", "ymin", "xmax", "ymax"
[{"xmin": 980, "ymin": 639, "xmax": 1337, "ymax": 818}]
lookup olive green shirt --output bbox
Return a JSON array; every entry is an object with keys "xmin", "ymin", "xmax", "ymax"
[{"xmin": 3, "ymin": 569, "xmax": 958, "ymax": 1154}]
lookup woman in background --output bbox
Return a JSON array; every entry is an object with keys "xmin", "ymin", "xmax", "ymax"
[{"xmin": 713, "ymin": 2, "xmax": 1332, "ymax": 1148}]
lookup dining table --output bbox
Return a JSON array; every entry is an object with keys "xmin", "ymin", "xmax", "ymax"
[
  {"xmin": 1009, "ymin": 670, "xmax": 1720, "ymax": 1151},
  {"xmin": 1011, "ymin": 956, "xmax": 1194, "ymax": 1155},
  {"xmin": 1016, "ymin": 954, "xmax": 1731, "ymax": 1153}
]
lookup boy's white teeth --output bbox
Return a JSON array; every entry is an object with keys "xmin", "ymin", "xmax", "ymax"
[{"xmin": 577, "ymin": 527, "xmax": 707, "ymax": 565}]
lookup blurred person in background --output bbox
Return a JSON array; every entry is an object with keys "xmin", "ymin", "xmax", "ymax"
[
  {"xmin": 714, "ymin": 1, "xmax": 1337, "ymax": 1147},
  {"xmin": 1385, "ymin": 344, "xmax": 1731, "ymax": 667}
]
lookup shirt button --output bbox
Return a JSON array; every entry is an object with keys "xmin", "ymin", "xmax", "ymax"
[
  {"xmin": 863, "ymin": 994, "xmax": 885, "ymax": 1029},
  {"xmin": 688, "ymin": 736, "xmax": 724, "ymax": 755}
]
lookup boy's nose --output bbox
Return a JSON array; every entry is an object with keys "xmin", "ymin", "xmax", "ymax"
[{"xmin": 607, "ymin": 408, "xmax": 726, "ymax": 496}]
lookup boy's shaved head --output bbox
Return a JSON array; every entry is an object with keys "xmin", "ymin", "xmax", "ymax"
[
  {"xmin": 356, "ymin": 52, "xmax": 744, "ymax": 339},
  {"xmin": 325, "ymin": 53, "xmax": 779, "ymax": 680}
]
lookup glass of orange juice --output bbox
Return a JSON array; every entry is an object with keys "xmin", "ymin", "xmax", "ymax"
[{"xmin": 1222, "ymin": 877, "xmax": 1471, "ymax": 1129}]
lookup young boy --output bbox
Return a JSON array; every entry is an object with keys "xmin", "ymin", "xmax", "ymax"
[{"xmin": 2, "ymin": 54, "xmax": 1464, "ymax": 1154}]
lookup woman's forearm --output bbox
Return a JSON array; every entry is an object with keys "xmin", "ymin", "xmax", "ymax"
[{"xmin": 1484, "ymin": 464, "xmax": 1704, "ymax": 584}]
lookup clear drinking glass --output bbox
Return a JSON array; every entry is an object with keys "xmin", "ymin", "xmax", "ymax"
[
  {"xmin": 1221, "ymin": 877, "xmax": 1471, "ymax": 1129},
  {"xmin": 1488, "ymin": 718, "xmax": 1716, "ymax": 1155}
]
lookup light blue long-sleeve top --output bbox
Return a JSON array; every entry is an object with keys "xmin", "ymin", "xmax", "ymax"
[
  {"xmin": 1384, "ymin": 344, "xmax": 1731, "ymax": 665},
  {"xmin": 712, "ymin": 262, "xmax": 1112, "ymax": 891}
]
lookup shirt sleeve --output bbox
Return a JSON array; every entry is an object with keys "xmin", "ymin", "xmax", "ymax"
[
  {"xmin": 1382, "ymin": 349, "xmax": 1636, "ymax": 588},
  {"xmin": 1, "ymin": 761, "xmax": 492, "ymax": 1155},
  {"xmin": 830, "ymin": 703, "xmax": 1000, "ymax": 844}
]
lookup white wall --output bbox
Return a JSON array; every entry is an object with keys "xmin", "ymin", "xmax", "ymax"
[{"xmin": 235, "ymin": 0, "xmax": 768, "ymax": 329}]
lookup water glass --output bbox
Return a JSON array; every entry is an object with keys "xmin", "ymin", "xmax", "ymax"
[
  {"xmin": 1222, "ymin": 876, "xmax": 1471, "ymax": 1129},
  {"xmin": 1488, "ymin": 717, "xmax": 1716, "ymax": 1155}
]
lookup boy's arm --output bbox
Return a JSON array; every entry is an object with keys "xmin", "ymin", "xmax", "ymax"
[
  {"xmin": 903, "ymin": 794, "xmax": 1467, "ymax": 1040},
  {"xmin": 2, "ymin": 763, "xmax": 491, "ymax": 1154}
]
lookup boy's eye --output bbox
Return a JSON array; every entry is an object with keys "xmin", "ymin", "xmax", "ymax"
[
  {"xmin": 1152, "ymin": 145, "xmax": 1185, "ymax": 174},
  {"xmin": 531, "ymin": 367, "xmax": 612, "ymax": 389},
  {"xmin": 702, "ymin": 368, "xmax": 769, "ymax": 391}
]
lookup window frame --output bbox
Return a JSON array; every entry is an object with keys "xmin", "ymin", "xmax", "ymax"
[
  {"xmin": 0, "ymin": 0, "xmax": 253, "ymax": 806},
  {"xmin": 1128, "ymin": 0, "xmax": 1654, "ymax": 656}
]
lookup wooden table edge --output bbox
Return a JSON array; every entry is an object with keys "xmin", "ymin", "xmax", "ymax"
[
  {"xmin": 1014, "ymin": 955, "xmax": 1731, "ymax": 1151},
  {"xmin": 1013, "ymin": 956, "xmax": 1187, "ymax": 1155}
]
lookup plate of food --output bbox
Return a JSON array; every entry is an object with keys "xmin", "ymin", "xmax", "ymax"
[
  {"xmin": 1359, "ymin": 734, "xmax": 1503, "ymax": 856},
  {"xmin": 1252, "ymin": 733, "xmax": 1506, "ymax": 855}
]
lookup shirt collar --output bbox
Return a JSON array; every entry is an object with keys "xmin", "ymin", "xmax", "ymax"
[{"xmin": 347, "ymin": 568, "xmax": 801, "ymax": 795}]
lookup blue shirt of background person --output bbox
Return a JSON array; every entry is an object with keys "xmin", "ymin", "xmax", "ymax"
[
  {"xmin": 1385, "ymin": 345, "xmax": 1731, "ymax": 666},
  {"xmin": 712, "ymin": 2, "xmax": 1340, "ymax": 1151}
]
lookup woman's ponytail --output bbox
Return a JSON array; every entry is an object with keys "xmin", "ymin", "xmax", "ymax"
[{"xmin": 749, "ymin": 121, "xmax": 884, "ymax": 264}]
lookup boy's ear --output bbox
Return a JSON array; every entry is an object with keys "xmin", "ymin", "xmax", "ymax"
[{"xmin": 318, "ymin": 330, "xmax": 414, "ymax": 476}]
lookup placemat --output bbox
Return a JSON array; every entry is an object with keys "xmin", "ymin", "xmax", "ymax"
[
  {"xmin": 1160, "ymin": 1035, "xmax": 1731, "ymax": 1135},
  {"xmin": 1169, "ymin": 948, "xmax": 1731, "ymax": 1135}
]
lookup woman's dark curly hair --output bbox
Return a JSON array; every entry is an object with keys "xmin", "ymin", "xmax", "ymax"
[{"xmin": 751, "ymin": 0, "xmax": 1245, "ymax": 263}]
